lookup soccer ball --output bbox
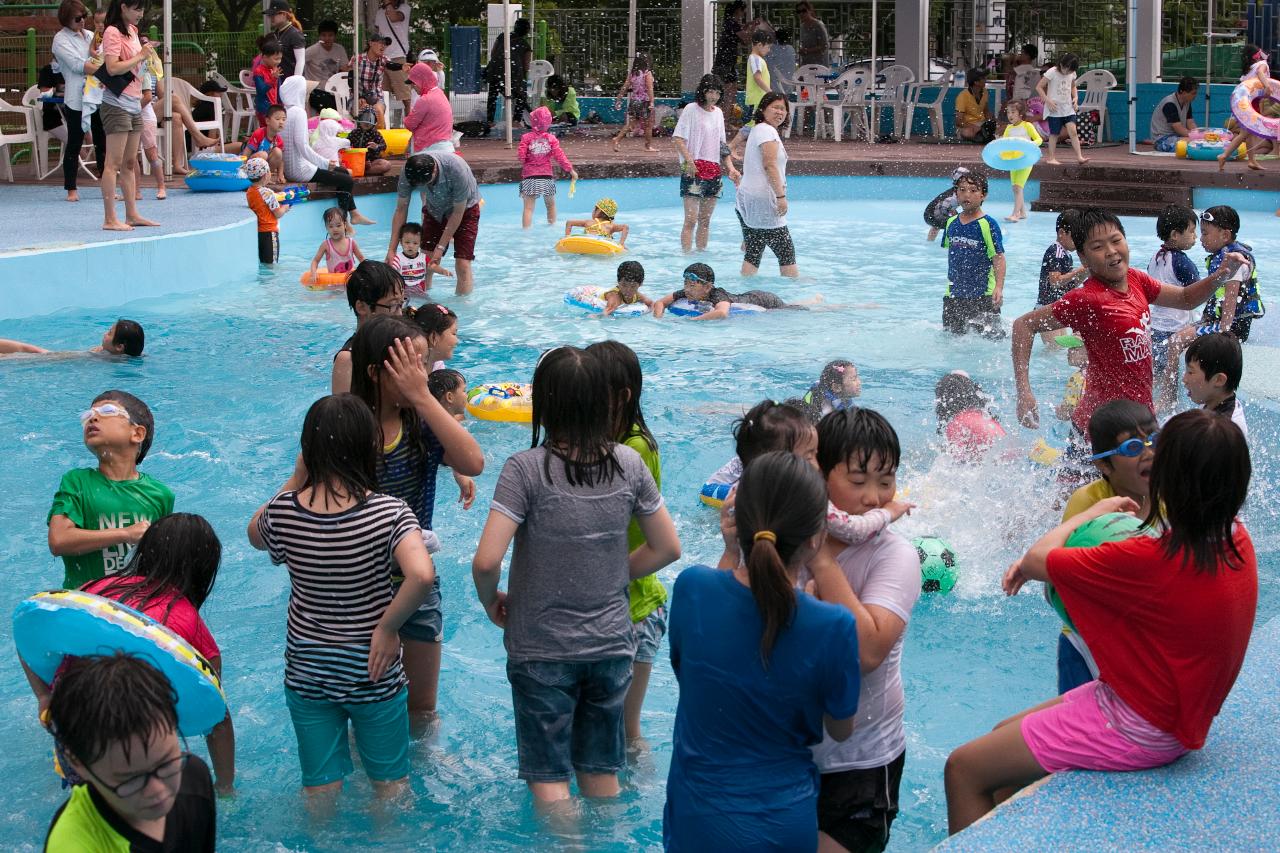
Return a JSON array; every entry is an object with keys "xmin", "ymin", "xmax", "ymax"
[{"xmin": 912, "ymin": 536, "xmax": 958, "ymax": 594}]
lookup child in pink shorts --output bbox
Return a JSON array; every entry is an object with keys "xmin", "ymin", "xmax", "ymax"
[{"xmin": 943, "ymin": 408, "xmax": 1257, "ymax": 836}]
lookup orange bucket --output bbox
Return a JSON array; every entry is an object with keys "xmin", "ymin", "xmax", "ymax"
[{"xmin": 338, "ymin": 147, "xmax": 367, "ymax": 178}]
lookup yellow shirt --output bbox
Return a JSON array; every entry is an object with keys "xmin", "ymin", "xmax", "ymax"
[
  {"xmin": 1062, "ymin": 478, "xmax": 1116, "ymax": 521},
  {"xmin": 955, "ymin": 89, "xmax": 988, "ymax": 128}
]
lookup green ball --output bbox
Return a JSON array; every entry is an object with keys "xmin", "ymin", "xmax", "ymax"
[
  {"xmin": 912, "ymin": 536, "xmax": 958, "ymax": 594},
  {"xmin": 1065, "ymin": 512, "xmax": 1144, "ymax": 549}
]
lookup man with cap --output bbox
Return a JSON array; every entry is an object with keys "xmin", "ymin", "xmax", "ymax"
[
  {"xmin": 387, "ymin": 153, "xmax": 481, "ymax": 296},
  {"xmin": 376, "ymin": 0, "xmax": 415, "ymax": 117},
  {"xmin": 418, "ymin": 47, "xmax": 446, "ymax": 92},
  {"xmin": 356, "ymin": 34, "xmax": 390, "ymax": 128},
  {"xmin": 265, "ymin": 0, "xmax": 306, "ymax": 80}
]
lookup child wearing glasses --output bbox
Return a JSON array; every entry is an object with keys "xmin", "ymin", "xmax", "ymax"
[
  {"xmin": 44, "ymin": 653, "xmax": 218, "ymax": 850},
  {"xmin": 47, "ymin": 390, "xmax": 173, "ymax": 590}
]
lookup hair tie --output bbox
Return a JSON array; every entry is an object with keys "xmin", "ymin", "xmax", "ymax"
[
  {"xmin": 1255, "ymin": 49, "xmax": 1268, "ymax": 62},
  {"xmin": 753, "ymin": 530, "xmax": 777, "ymax": 544}
]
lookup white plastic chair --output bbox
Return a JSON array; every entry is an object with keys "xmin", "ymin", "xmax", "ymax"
[
  {"xmin": 382, "ymin": 91, "xmax": 406, "ymax": 128},
  {"xmin": 903, "ymin": 68, "xmax": 954, "ymax": 140},
  {"xmin": 169, "ymin": 77, "xmax": 225, "ymax": 151},
  {"xmin": 821, "ymin": 68, "xmax": 871, "ymax": 141},
  {"xmin": 875, "ymin": 64, "xmax": 916, "ymax": 138},
  {"xmin": 1077, "ymin": 69, "xmax": 1117, "ymax": 142},
  {"xmin": 787, "ymin": 66, "xmax": 831, "ymax": 139},
  {"xmin": 239, "ymin": 68, "xmax": 253, "ymax": 88},
  {"xmin": 324, "ymin": 74, "xmax": 353, "ymax": 119},
  {"xmin": 528, "ymin": 59, "xmax": 554, "ymax": 102},
  {"xmin": 0, "ymin": 96, "xmax": 38, "ymax": 181},
  {"xmin": 20, "ymin": 85, "xmax": 60, "ymax": 178},
  {"xmin": 223, "ymin": 84, "xmax": 257, "ymax": 142}
]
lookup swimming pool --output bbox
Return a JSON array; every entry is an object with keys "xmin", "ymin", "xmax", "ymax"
[{"xmin": 1, "ymin": 176, "xmax": 1277, "ymax": 851}]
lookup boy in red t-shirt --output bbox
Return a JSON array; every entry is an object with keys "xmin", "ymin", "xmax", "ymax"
[
  {"xmin": 946, "ymin": 409, "xmax": 1256, "ymax": 834},
  {"xmin": 244, "ymin": 104, "xmax": 286, "ymax": 183}
]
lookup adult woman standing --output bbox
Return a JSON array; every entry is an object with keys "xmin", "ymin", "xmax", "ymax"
[
  {"xmin": 51, "ymin": 0, "xmax": 104, "ymax": 201},
  {"xmin": 664, "ymin": 451, "xmax": 861, "ymax": 851},
  {"xmin": 98, "ymin": 0, "xmax": 157, "ymax": 230},
  {"xmin": 736, "ymin": 92, "xmax": 797, "ymax": 277},
  {"xmin": 672, "ymin": 74, "xmax": 740, "ymax": 253}
]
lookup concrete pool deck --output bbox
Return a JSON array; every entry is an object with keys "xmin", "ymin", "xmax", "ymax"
[{"xmin": 939, "ymin": 614, "xmax": 1280, "ymax": 851}]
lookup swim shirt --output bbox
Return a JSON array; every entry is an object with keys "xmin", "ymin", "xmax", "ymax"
[
  {"xmin": 943, "ymin": 214, "xmax": 1003, "ymax": 299},
  {"xmin": 1147, "ymin": 246, "xmax": 1199, "ymax": 332},
  {"xmin": 81, "ymin": 576, "xmax": 220, "ymax": 662},
  {"xmin": 1037, "ymin": 241, "xmax": 1076, "ymax": 305},
  {"xmin": 45, "ymin": 755, "xmax": 216, "ymax": 852},
  {"xmin": 244, "ymin": 126, "xmax": 283, "ymax": 154},
  {"xmin": 379, "ymin": 419, "xmax": 446, "ymax": 530},
  {"xmin": 247, "ymin": 185, "xmax": 281, "ymax": 233},
  {"xmin": 393, "ymin": 248, "xmax": 428, "ymax": 293}
]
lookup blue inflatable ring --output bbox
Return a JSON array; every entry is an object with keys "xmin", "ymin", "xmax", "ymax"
[
  {"xmin": 14, "ymin": 590, "xmax": 227, "ymax": 736},
  {"xmin": 981, "ymin": 137, "xmax": 1042, "ymax": 172},
  {"xmin": 564, "ymin": 285, "xmax": 650, "ymax": 317},
  {"xmin": 667, "ymin": 298, "xmax": 767, "ymax": 318}
]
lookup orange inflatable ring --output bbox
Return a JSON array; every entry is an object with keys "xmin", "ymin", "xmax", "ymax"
[{"xmin": 300, "ymin": 268, "xmax": 351, "ymax": 290}]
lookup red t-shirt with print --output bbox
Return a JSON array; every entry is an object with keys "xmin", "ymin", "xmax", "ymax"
[
  {"xmin": 1046, "ymin": 526, "xmax": 1257, "ymax": 749},
  {"xmin": 1051, "ymin": 269, "xmax": 1163, "ymax": 436},
  {"xmin": 82, "ymin": 576, "xmax": 221, "ymax": 662}
]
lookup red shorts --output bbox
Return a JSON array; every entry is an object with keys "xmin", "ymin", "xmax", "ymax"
[{"xmin": 422, "ymin": 203, "xmax": 480, "ymax": 261}]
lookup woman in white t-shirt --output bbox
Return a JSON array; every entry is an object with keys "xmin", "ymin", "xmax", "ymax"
[
  {"xmin": 735, "ymin": 93, "xmax": 797, "ymax": 277},
  {"xmin": 672, "ymin": 74, "xmax": 742, "ymax": 253},
  {"xmin": 1035, "ymin": 53, "xmax": 1090, "ymax": 165}
]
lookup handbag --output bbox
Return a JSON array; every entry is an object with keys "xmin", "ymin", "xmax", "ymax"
[
  {"xmin": 94, "ymin": 62, "xmax": 134, "ymax": 97},
  {"xmin": 1077, "ymin": 110, "xmax": 1101, "ymax": 147}
]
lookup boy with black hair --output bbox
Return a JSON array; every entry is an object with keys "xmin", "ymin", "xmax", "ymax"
[
  {"xmin": 602, "ymin": 260, "xmax": 654, "ymax": 316},
  {"xmin": 331, "ymin": 260, "xmax": 407, "ymax": 393},
  {"xmin": 48, "ymin": 390, "xmax": 173, "ymax": 589},
  {"xmin": 1035, "ymin": 208, "xmax": 1085, "ymax": 345},
  {"xmin": 1147, "ymin": 204, "xmax": 1200, "ymax": 410},
  {"xmin": 745, "ymin": 29, "xmax": 774, "ymax": 123},
  {"xmin": 813, "ymin": 407, "xmax": 920, "ymax": 853},
  {"xmin": 1185, "ymin": 205, "xmax": 1264, "ymax": 343},
  {"xmin": 1184, "ymin": 332, "xmax": 1248, "ymax": 437},
  {"xmin": 941, "ymin": 171, "xmax": 1006, "ymax": 338},
  {"xmin": 0, "ymin": 319, "xmax": 145, "ymax": 357},
  {"xmin": 45, "ymin": 653, "xmax": 217, "ymax": 851},
  {"xmin": 242, "ymin": 104, "xmax": 286, "ymax": 183}
]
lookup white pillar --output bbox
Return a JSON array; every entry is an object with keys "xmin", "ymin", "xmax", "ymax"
[
  {"xmin": 1136, "ymin": 0, "xmax": 1161, "ymax": 83},
  {"xmin": 163, "ymin": 0, "xmax": 172, "ymax": 177},
  {"xmin": 681, "ymin": 0, "xmax": 711, "ymax": 91},
  {"xmin": 894, "ymin": 0, "xmax": 929, "ymax": 80}
]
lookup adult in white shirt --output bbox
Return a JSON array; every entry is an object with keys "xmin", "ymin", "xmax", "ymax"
[
  {"xmin": 376, "ymin": 0, "xmax": 415, "ymax": 116},
  {"xmin": 51, "ymin": 0, "xmax": 104, "ymax": 200},
  {"xmin": 303, "ymin": 20, "xmax": 350, "ymax": 85},
  {"xmin": 735, "ymin": 93, "xmax": 797, "ymax": 277},
  {"xmin": 813, "ymin": 407, "xmax": 920, "ymax": 853},
  {"xmin": 672, "ymin": 74, "xmax": 741, "ymax": 253}
]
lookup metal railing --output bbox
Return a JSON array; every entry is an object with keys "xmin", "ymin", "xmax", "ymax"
[
  {"xmin": 540, "ymin": 8, "xmax": 683, "ymax": 96},
  {"xmin": 1161, "ymin": 0, "xmax": 1252, "ymax": 83},
  {"xmin": 709, "ymin": 1, "xmax": 900, "ymax": 77}
]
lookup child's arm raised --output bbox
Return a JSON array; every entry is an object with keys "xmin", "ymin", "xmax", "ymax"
[
  {"xmin": 1153, "ymin": 252, "xmax": 1246, "ymax": 310},
  {"xmin": 473, "ymin": 510, "xmax": 519, "ymax": 627},
  {"xmin": 383, "ymin": 337, "xmax": 484, "ymax": 476}
]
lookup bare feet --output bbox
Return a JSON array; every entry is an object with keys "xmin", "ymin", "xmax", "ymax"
[
  {"xmin": 612, "ymin": 139, "xmax": 621, "ymax": 152},
  {"xmin": 127, "ymin": 217, "xmax": 160, "ymax": 227},
  {"xmin": 103, "ymin": 221, "xmax": 133, "ymax": 231},
  {"xmin": 65, "ymin": 190, "xmax": 79, "ymax": 202},
  {"xmin": 172, "ymin": 165, "xmax": 190, "ymax": 175},
  {"xmin": 350, "ymin": 212, "xmax": 376, "ymax": 226},
  {"xmin": 644, "ymin": 146, "xmax": 658, "ymax": 152},
  {"xmin": 1045, "ymin": 158, "xmax": 1062, "ymax": 165},
  {"xmin": 1248, "ymin": 161, "xmax": 1265, "ymax": 171},
  {"xmin": 156, "ymin": 187, "xmax": 167, "ymax": 200},
  {"xmin": 135, "ymin": 190, "xmax": 143, "ymax": 200},
  {"xmin": 1076, "ymin": 157, "xmax": 1090, "ymax": 164},
  {"xmin": 1218, "ymin": 153, "xmax": 1228, "ymax": 171}
]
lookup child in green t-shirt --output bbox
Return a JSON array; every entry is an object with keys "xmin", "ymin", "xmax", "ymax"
[
  {"xmin": 47, "ymin": 390, "xmax": 174, "ymax": 588},
  {"xmin": 587, "ymin": 339, "xmax": 668, "ymax": 744}
]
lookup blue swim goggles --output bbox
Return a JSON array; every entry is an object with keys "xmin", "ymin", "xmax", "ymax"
[{"xmin": 1089, "ymin": 431, "xmax": 1158, "ymax": 461}]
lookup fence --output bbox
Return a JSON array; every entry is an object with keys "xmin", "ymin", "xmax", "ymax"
[
  {"xmin": 708, "ymin": 1, "xmax": 901, "ymax": 78},
  {"xmin": 540, "ymin": 8, "xmax": 683, "ymax": 96}
]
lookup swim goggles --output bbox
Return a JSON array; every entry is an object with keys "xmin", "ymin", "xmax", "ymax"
[
  {"xmin": 79, "ymin": 403, "xmax": 132, "ymax": 424},
  {"xmin": 683, "ymin": 271, "xmax": 709, "ymax": 283},
  {"xmin": 1089, "ymin": 431, "xmax": 1158, "ymax": 461}
]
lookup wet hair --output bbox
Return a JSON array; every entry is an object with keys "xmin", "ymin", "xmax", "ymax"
[
  {"xmin": 58, "ymin": 0, "xmax": 87, "ymax": 29},
  {"xmin": 318, "ymin": 19, "xmax": 338, "ymax": 34},
  {"xmin": 751, "ymin": 29, "xmax": 774, "ymax": 46},
  {"xmin": 933, "ymin": 371, "xmax": 990, "ymax": 431},
  {"xmin": 103, "ymin": 0, "xmax": 144, "ymax": 36},
  {"xmin": 1186, "ymin": 332, "xmax": 1243, "ymax": 393},
  {"xmin": 428, "ymin": 368, "xmax": 465, "ymax": 400},
  {"xmin": 1022, "ymin": 43, "xmax": 1038, "ymax": 62},
  {"xmin": 1088, "ymin": 398, "xmax": 1158, "ymax": 459},
  {"xmin": 402, "ymin": 153, "xmax": 435, "ymax": 186},
  {"xmin": 1177, "ymin": 75, "xmax": 1199, "ymax": 93},
  {"xmin": 1056, "ymin": 53, "xmax": 1079, "ymax": 73},
  {"xmin": 546, "ymin": 75, "xmax": 568, "ymax": 101},
  {"xmin": 111, "ymin": 318, "xmax": 145, "ymax": 356},
  {"xmin": 734, "ymin": 399, "xmax": 814, "ymax": 466},
  {"xmin": 1068, "ymin": 207, "xmax": 1125, "ymax": 254},
  {"xmin": 398, "ymin": 221, "xmax": 422, "ymax": 240},
  {"xmin": 817, "ymin": 407, "xmax": 901, "ymax": 475},
  {"xmin": 1202, "ymin": 204, "xmax": 1240, "ymax": 238},
  {"xmin": 954, "ymin": 171, "xmax": 988, "ymax": 196},
  {"xmin": 630, "ymin": 52, "xmax": 651, "ymax": 73},
  {"xmin": 264, "ymin": 103, "xmax": 286, "ymax": 119},
  {"xmin": 735, "ymin": 451, "xmax": 827, "ymax": 664},
  {"xmin": 348, "ymin": 314, "xmax": 427, "ymax": 452},
  {"xmin": 1144, "ymin": 409, "xmax": 1250, "ymax": 573},
  {"xmin": 49, "ymin": 653, "xmax": 178, "ymax": 768},
  {"xmin": 617, "ymin": 260, "xmax": 645, "ymax": 284},
  {"xmin": 299, "ymin": 393, "xmax": 380, "ymax": 509},
  {"xmin": 257, "ymin": 36, "xmax": 282, "ymax": 57},
  {"xmin": 531, "ymin": 346, "xmax": 621, "ymax": 487},
  {"xmin": 694, "ymin": 73, "xmax": 724, "ymax": 106},
  {"xmin": 91, "ymin": 513, "xmax": 221, "ymax": 616},
  {"xmin": 1055, "ymin": 208, "xmax": 1081, "ymax": 236},
  {"xmin": 818, "ymin": 359, "xmax": 856, "ymax": 392},
  {"xmin": 1242, "ymin": 44, "xmax": 1266, "ymax": 74},
  {"xmin": 1005, "ymin": 98, "xmax": 1027, "ymax": 120},
  {"xmin": 683, "ymin": 261, "xmax": 715, "ymax": 284},
  {"xmin": 92, "ymin": 389, "xmax": 155, "ymax": 462},
  {"xmin": 586, "ymin": 340, "xmax": 656, "ymax": 454},
  {"xmin": 753, "ymin": 92, "xmax": 790, "ymax": 127},
  {"xmin": 1156, "ymin": 204, "xmax": 1196, "ymax": 241},
  {"xmin": 408, "ymin": 301, "xmax": 458, "ymax": 347},
  {"xmin": 345, "ymin": 260, "xmax": 404, "ymax": 314},
  {"xmin": 323, "ymin": 206, "xmax": 347, "ymax": 228}
]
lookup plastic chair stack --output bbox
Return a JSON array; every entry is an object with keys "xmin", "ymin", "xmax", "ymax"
[{"xmin": 902, "ymin": 68, "xmax": 955, "ymax": 140}]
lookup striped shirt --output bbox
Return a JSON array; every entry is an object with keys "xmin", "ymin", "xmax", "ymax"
[
  {"xmin": 257, "ymin": 491, "xmax": 419, "ymax": 704},
  {"xmin": 379, "ymin": 420, "xmax": 445, "ymax": 529}
]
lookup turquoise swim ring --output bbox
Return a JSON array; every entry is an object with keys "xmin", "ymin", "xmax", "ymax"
[{"xmin": 982, "ymin": 137, "xmax": 1042, "ymax": 172}]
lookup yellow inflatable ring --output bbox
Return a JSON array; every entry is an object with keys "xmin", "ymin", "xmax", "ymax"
[
  {"xmin": 467, "ymin": 383, "xmax": 533, "ymax": 423},
  {"xmin": 556, "ymin": 235, "xmax": 627, "ymax": 256},
  {"xmin": 300, "ymin": 268, "xmax": 351, "ymax": 290}
]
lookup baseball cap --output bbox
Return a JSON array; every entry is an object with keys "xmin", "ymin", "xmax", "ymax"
[
  {"xmin": 357, "ymin": 107, "xmax": 378, "ymax": 125},
  {"xmin": 417, "ymin": 48, "xmax": 439, "ymax": 63},
  {"xmin": 265, "ymin": 0, "xmax": 291, "ymax": 13}
]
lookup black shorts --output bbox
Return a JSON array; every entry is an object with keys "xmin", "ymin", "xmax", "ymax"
[
  {"xmin": 257, "ymin": 230, "xmax": 279, "ymax": 264},
  {"xmin": 942, "ymin": 294, "xmax": 1005, "ymax": 338},
  {"xmin": 737, "ymin": 209, "xmax": 797, "ymax": 268},
  {"xmin": 817, "ymin": 750, "xmax": 906, "ymax": 853}
]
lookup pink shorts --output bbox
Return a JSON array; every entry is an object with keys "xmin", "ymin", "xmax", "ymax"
[{"xmin": 1021, "ymin": 681, "xmax": 1188, "ymax": 773}]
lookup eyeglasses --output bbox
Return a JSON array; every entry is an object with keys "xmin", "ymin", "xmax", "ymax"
[
  {"xmin": 79, "ymin": 403, "xmax": 133, "ymax": 425},
  {"xmin": 1089, "ymin": 431, "xmax": 1158, "ymax": 461},
  {"xmin": 82, "ymin": 750, "xmax": 188, "ymax": 798},
  {"xmin": 373, "ymin": 296, "xmax": 407, "ymax": 312}
]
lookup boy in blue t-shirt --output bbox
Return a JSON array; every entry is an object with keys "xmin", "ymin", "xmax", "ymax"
[
  {"xmin": 941, "ymin": 172, "xmax": 1006, "ymax": 339},
  {"xmin": 1147, "ymin": 205, "xmax": 1200, "ymax": 410}
]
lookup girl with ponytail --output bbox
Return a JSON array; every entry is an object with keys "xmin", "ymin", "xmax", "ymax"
[{"xmin": 664, "ymin": 451, "xmax": 863, "ymax": 851}]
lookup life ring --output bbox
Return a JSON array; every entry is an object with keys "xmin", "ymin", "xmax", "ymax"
[
  {"xmin": 564, "ymin": 285, "xmax": 650, "ymax": 317},
  {"xmin": 300, "ymin": 268, "xmax": 352, "ymax": 290},
  {"xmin": 1230, "ymin": 76, "xmax": 1280, "ymax": 141},
  {"xmin": 981, "ymin": 137, "xmax": 1042, "ymax": 172},
  {"xmin": 556, "ymin": 235, "xmax": 627, "ymax": 256},
  {"xmin": 699, "ymin": 481, "xmax": 733, "ymax": 508},
  {"xmin": 1175, "ymin": 128, "xmax": 1247, "ymax": 160},
  {"xmin": 466, "ymin": 383, "xmax": 533, "ymax": 423},
  {"xmin": 187, "ymin": 153, "xmax": 245, "ymax": 176},
  {"xmin": 13, "ymin": 590, "xmax": 227, "ymax": 736},
  {"xmin": 667, "ymin": 298, "xmax": 767, "ymax": 318}
]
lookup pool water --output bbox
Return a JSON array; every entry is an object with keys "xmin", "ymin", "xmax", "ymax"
[{"xmin": 1, "ymin": 177, "xmax": 1277, "ymax": 851}]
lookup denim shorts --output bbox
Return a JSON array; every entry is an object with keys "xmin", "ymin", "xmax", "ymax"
[
  {"xmin": 398, "ymin": 577, "xmax": 442, "ymax": 643},
  {"xmin": 507, "ymin": 657, "xmax": 632, "ymax": 781},
  {"xmin": 284, "ymin": 686, "xmax": 410, "ymax": 786},
  {"xmin": 632, "ymin": 606, "xmax": 667, "ymax": 665}
]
